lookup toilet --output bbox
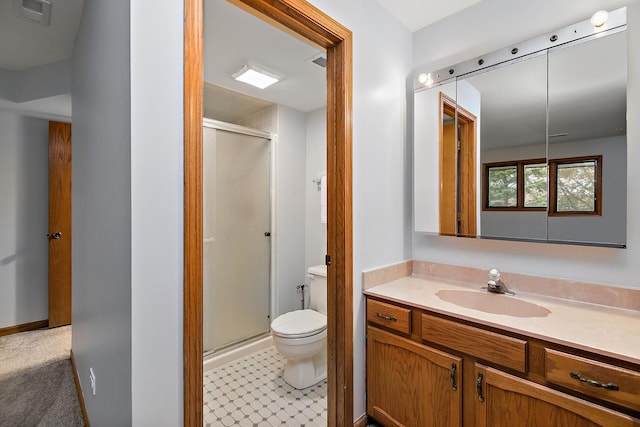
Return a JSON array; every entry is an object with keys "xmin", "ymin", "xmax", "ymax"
[{"xmin": 270, "ymin": 265, "xmax": 327, "ymax": 389}]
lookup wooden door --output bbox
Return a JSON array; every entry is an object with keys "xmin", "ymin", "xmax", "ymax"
[
  {"xmin": 474, "ymin": 364, "xmax": 640, "ymax": 427},
  {"xmin": 48, "ymin": 121, "xmax": 72, "ymax": 327},
  {"xmin": 439, "ymin": 93, "xmax": 477, "ymax": 236},
  {"xmin": 440, "ymin": 122, "xmax": 457, "ymax": 235},
  {"xmin": 457, "ymin": 118, "xmax": 476, "ymax": 236},
  {"xmin": 367, "ymin": 326, "xmax": 462, "ymax": 427}
]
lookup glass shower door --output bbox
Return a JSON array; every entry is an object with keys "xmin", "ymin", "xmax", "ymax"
[{"xmin": 203, "ymin": 126, "xmax": 271, "ymax": 353}]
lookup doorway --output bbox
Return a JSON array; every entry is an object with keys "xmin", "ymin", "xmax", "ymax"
[
  {"xmin": 439, "ymin": 93, "xmax": 477, "ymax": 236},
  {"xmin": 183, "ymin": 0, "xmax": 354, "ymax": 426},
  {"xmin": 48, "ymin": 121, "xmax": 72, "ymax": 328}
]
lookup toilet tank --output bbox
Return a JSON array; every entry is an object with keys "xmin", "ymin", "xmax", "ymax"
[{"xmin": 307, "ymin": 264, "xmax": 327, "ymax": 315}]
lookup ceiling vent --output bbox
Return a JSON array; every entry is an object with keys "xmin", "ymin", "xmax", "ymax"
[
  {"xmin": 307, "ymin": 52, "xmax": 327, "ymax": 68},
  {"xmin": 13, "ymin": 0, "xmax": 52, "ymax": 27}
]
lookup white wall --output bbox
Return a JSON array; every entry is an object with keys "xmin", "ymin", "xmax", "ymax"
[
  {"xmin": 308, "ymin": 0, "xmax": 413, "ymax": 420},
  {"xmin": 0, "ymin": 111, "xmax": 49, "ymax": 329},
  {"xmin": 305, "ymin": 107, "xmax": 327, "ymax": 270},
  {"xmin": 412, "ymin": 0, "xmax": 640, "ymax": 288},
  {"xmin": 275, "ymin": 105, "xmax": 307, "ymax": 316},
  {"xmin": 71, "ymin": 1, "xmax": 132, "ymax": 425},
  {"xmin": 130, "ymin": 0, "xmax": 184, "ymax": 425}
]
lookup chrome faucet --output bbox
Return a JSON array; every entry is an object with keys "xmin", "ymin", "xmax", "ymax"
[{"xmin": 486, "ymin": 268, "xmax": 515, "ymax": 296}]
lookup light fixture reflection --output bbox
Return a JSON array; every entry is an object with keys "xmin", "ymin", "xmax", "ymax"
[
  {"xmin": 590, "ymin": 10, "xmax": 609, "ymax": 28},
  {"xmin": 417, "ymin": 73, "xmax": 433, "ymax": 87}
]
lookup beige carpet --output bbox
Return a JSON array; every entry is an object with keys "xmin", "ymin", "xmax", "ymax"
[{"xmin": 0, "ymin": 326, "xmax": 84, "ymax": 427}]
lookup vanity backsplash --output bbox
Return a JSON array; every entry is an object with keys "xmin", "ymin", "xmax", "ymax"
[{"xmin": 363, "ymin": 260, "xmax": 640, "ymax": 311}]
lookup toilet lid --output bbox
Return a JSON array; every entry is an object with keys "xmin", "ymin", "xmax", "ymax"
[{"xmin": 271, "ymin": 309, "xmax": 327, "ymax": 338}]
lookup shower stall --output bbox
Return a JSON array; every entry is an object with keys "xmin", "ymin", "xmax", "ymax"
[{"xmin": 202, "ymin": 118, "xmax": 272, "ymax": 355}]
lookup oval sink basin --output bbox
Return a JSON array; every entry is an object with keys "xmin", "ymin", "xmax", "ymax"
[{"xmin": 436, "ymin": 289, "xmax": 551, "ymax": 318}]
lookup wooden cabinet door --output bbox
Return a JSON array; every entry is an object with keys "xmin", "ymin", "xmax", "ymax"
[
  {"xmin": 474, "ymin": 364, "xmax": 640, "ymax": 427},
  {"xmin": 367, "ymin": 326, "xmax": 462, "ymax": 427}
]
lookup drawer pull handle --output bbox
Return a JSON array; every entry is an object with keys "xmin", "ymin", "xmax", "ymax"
[
  {"xmin": 450, "ymin": 363, "xmax": 457, "ymax": 391},
  {"xmin": 477, "ymin": 373, "xmax": 484, "ymax": 402},
  {"xmin": 570, "ymin": 372, "xmax": 619, "ymax": 391},
  {"xmin": 376, "ymin": 312, "xmax": 397, "ymax": 322}
]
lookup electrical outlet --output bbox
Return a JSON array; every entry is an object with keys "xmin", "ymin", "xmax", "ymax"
[{"xmin": 89, "ymin": 368, "xmax": 96, "ymax": 396}]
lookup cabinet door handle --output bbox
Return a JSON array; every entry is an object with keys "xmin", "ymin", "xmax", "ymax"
[
  {"xmin": 570, "ymin": 372, "xmax": 619, "ymax": 391},
  {"xmin": 450, "ymin": 363, "xmax": 457, "ymax": 391},
  {"xmin": 477, "ymin": 373, "xmax": 484, "ymax": 402},
  {"xmin": 376, "ymin": 312, "xmax": 397, "ymax": 322}
]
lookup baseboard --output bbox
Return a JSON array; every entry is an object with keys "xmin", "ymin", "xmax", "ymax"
[
  {"xmin": 0, "ymin": 319, "xmax": 48, "ymax": 337},
  {"xmin": 354, "ymin": 413, "xmax": 369, "ymax": 427},
  {"xmin": 70, "ymin": 350, "xmax": 91, "ymax": 427}
]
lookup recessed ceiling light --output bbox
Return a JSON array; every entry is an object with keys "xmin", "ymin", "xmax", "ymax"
[{"xmin": 231, "ymin": 62, "xmax": 281, "ymax": 89}]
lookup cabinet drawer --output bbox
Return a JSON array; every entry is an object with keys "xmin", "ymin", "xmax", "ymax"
[
  {"xmin": 545, "ymin": 348, "xmax": 640, "ymax": 412},
  {"xmin": 422, "ymin": 313, "xmax": 527, "ymax": 373},
  {"xmin": 366, "ymin": 299, "xmax": 411, "ymax": 334}
]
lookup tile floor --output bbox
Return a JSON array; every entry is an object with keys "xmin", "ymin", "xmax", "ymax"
[{"xmin": 203, "ymin": 346, "xmax": 327, "ymax": 426}]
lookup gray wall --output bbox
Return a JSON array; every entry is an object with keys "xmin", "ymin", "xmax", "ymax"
[
  {"xmin": 71, "ymin": 1, "xmax": 132, "ymax": 425},
  {"xmin": 412, "ymin": 0, "xmax": 640, "ymax": 288},
  {"xmin": 71, "ymin": 0, "xmax": 185, "ymax": 425},
  {"xmin": 0, "ymin": 111, "xmax": 48, "ymax": 329}
]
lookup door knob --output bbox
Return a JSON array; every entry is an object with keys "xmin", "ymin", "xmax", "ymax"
[{"xmin": 47, "ymin": 231, "xmax": 62, "ymax": 240}]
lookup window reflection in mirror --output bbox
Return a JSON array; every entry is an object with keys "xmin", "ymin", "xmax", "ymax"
[
  {"xmin": 465, "ymin": 54, "xmax": 548, "ymax": 241},
  {"xmin": 547, "ymin": 31, "xmax": 626, "ymax": 245}
]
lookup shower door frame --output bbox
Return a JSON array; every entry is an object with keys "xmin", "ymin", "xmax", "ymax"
[
  {"xmin": 184, "ymin": 1, "xmax": 353, "ymax": 426},
  {"xmin": 202, "ymin": 118, "xmax": 274, "ymax": 356}
]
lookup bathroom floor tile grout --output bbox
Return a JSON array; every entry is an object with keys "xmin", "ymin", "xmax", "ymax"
[{"xmin": 203, "ymin": 346, "xmax": 327, "ymax": 426}]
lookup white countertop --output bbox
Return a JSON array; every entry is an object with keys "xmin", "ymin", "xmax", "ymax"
[{"xmin": 364, "ymin": 276, "xmax": 640, "ymax": 365}]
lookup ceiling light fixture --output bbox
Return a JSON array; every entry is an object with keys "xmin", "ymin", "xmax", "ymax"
[
  {"xmin": 417, "ymin": 73, "xmax": 433, "ymax": 87},
  {"xmin": 590, "ymin": 10, "xmax": 609, "ymax": 28},
  {"xmin": 231, "ymin": 62, "xmax": 281, "ymax": 89}
]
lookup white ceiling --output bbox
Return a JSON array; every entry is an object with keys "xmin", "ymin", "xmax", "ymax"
[
  {"xmin": 201, "ymin": 0, "xmax": 482, "ymax": 121},
  {"xmin": 0, "ymin": 0, "xmax": 474, "ymax": 120},
  {"xmin": 376, "ymin": 0, "xmax": 482, "ymax": 32},
  {"xmin": 0, "ymin": 0, "xmax": 84, "ymax": 71},
  {"xmin": 0, "ymin": 0, "xmax": 83, "ymax": 120},
  {"xmin": 203, "ymin": 0, "xmax": 328, "ymax": 120}
]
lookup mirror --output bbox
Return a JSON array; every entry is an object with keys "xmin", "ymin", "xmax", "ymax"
[{"xmin": 414, "ymin": 10, "xmax": 627, "ymax": 248}]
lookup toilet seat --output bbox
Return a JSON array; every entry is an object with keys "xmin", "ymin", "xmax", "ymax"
[{"xmin": 271, "ymin": 309, "xmax": 327, "ymax": 339}]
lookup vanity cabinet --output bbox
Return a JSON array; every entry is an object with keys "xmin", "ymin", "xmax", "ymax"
[
  {"xmin": 474, "ymin": 364, "xmax": 638, "ymax": 427},
  {"xmin": 366, "ymin": 299, "xmax": 462, "ymax": 426},
  {"xmin": 365, "ymin": 296, "xmax": 640, "ymax": 427},
  {"xmin": 366, "ymin": 327, "xmax": 462, "ymax": 426}
]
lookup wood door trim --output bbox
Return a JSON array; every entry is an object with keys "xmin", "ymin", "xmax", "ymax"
[
  {"xmin": 438, "ymin": 93, "xmax": 477, "ymax": 236},
  {"xmin": 70, "ymin": 350, "xmax": 91, "ymax": 427},
  {"xmin": 184, "ymin": 0, "xmax": 203, "ymax": 425},
  {"xmin": 0, "ymin": 319, "xmax": 49, "ymax": 337},
  {"xmin": 183, "ymin": 1, "xmax": 353, "ymax": 426}
]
